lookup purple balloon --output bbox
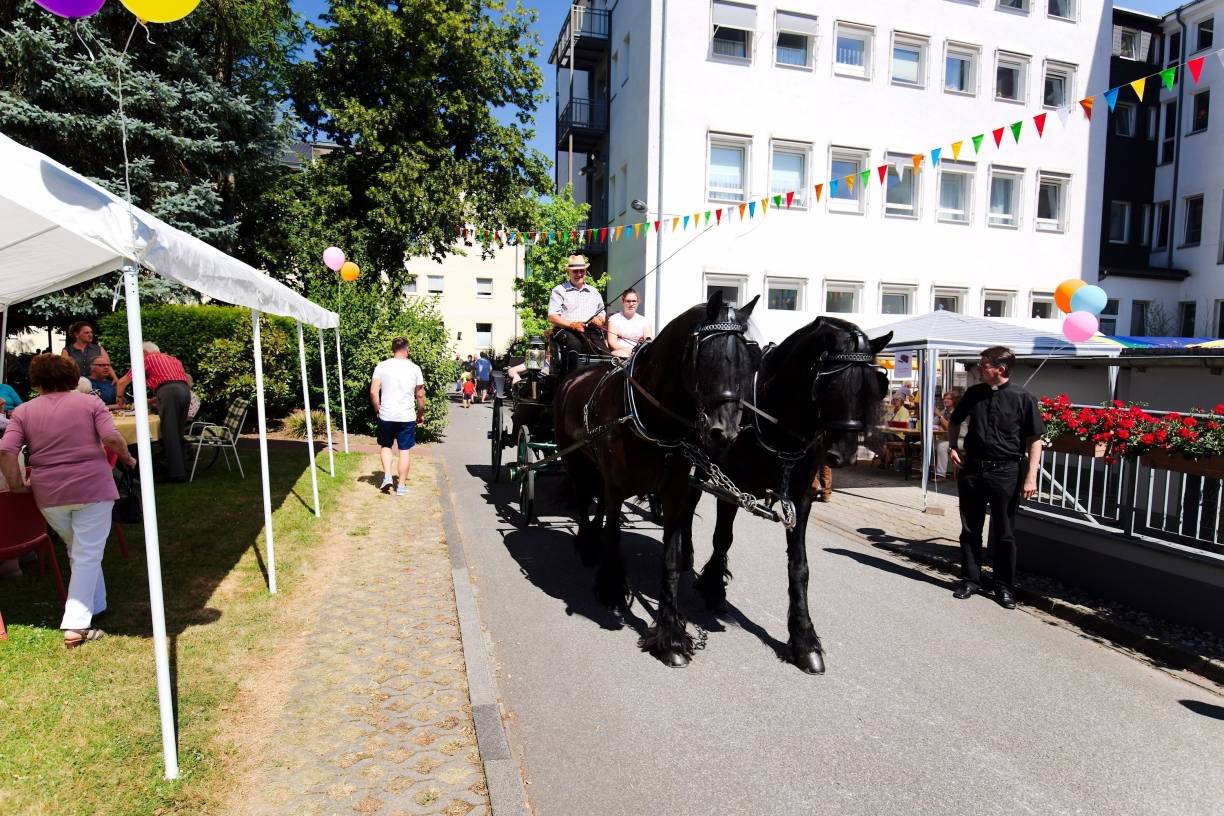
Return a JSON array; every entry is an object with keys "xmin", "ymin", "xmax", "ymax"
[
  {"xmin": 323, "ymin": 246, "xmax": 345, "ymax": 272},
  {"xmin": 34, "ymin": 0, "xmax": 106, "ymax": 18}
]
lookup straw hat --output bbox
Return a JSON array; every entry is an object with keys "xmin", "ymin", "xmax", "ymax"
[{"xmin": 565, "ymin": 254, "xmax": 589, "ymax": 271}]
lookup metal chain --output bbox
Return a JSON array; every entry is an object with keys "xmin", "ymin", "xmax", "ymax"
[{"xmin": 682, "ymin": 442, "xmax": 797, "ymax": 530}]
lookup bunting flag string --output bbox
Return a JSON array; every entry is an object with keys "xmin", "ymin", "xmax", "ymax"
[{"xmin": 458, "ymin": 46, "xmax": 1224, "ymax": 245}]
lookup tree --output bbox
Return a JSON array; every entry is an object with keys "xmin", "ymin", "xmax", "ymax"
[{"xmin": 514, "ymin": 186, "xmax": 594, "ymax": 338}]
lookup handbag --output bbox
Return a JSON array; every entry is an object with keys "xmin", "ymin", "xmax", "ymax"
[{"xmin": 113, "ymin": 468, "xmax": 143, "ymax": 525}]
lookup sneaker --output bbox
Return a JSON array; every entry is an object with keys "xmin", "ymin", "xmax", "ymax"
[
  {"xmin": 380, "ymin": 475, "xmax": 394, "ymax": 494},
  {"xmin": 395, "ymin": 485, "xmax": 409, "ymax": 496}
]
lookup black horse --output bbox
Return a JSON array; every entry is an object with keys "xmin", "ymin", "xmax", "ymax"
[
  {"xmin": 553, "ymin": 290, "xmax": 760, "ymax": 668},
  {"xmin": 681, "ymin": 316, "xmax": 891, "ymax": 674}
]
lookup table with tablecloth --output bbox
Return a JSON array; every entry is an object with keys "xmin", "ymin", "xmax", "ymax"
[{"xmin": 111, "ymin": 413, "xmax": 161, "ymax": 445}]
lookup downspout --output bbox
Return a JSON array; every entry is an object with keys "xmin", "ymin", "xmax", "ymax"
[
  {"xmin": 1167, "ymin": 8, "xmax": 1187, "ymax": 269},
  {"xmin": 652, "ymin": 0, "xmax": 668, "ymax": 332}
]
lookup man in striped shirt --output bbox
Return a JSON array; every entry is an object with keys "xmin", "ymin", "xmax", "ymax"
[
  {"xmin": 547, "ymin": 254, "xmax": 606, "ymax": 378},
  {"xmin": 140, "ymin": 342, "xmax": 192, "ymax": 482}
]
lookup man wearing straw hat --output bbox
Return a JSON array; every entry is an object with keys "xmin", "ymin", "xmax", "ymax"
[{"xmin": 547, "ymin": 254, "xmax": 606, "ymax": 378}]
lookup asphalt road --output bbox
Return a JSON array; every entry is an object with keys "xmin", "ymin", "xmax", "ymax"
[{"xmin": 438, "ymin": 400, "xmax": 1224, "ymax": 816}]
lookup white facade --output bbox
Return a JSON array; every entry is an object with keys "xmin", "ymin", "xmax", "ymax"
[
  {"xmin": 405, "ymin": 245, "xmax": 522, "ymax": 358},
  {"xmin": 589, "ymin": 0, "xmax": 1112, "ymax": 341}
]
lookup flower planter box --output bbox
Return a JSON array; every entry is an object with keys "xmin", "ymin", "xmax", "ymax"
[
  {"xmin": 1140, "ymin": 450, "xmax": 1224, "ymax": 479},
  {"xmin": 1045, "ymin": 435, "xmax": 1107, "ymax": 457}
]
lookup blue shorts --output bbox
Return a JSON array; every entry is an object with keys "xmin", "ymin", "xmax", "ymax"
[{"xmin": 376, "ymin": 420, "xmax": 417, "ymax": 450}]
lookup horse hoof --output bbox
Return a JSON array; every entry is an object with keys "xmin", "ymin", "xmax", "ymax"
[
  {"xmin": 794, "ymin": 650, "xmax": 825, "ymax": 675},
  {"xmin": 660, "ymin": 650, "xmax": 690, "ymax": 668}
]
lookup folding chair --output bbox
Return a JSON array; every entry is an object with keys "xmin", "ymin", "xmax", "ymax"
[
  {"xmin": 0, "ymin": 491, "xmax": 67, "ymax": 640},
  {"xmin": 185, "ymin": 398, "xmax": 251, "ymax": 482}
]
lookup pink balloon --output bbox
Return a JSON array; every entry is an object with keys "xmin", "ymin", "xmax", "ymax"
[
  {"xmin": 34, "ymin": 0, "xmax": 105, "ymax": 17},
  {"xmin": 323, "ymin": 247, "xmax": 345, "ymax": 272},
  {"xmin": 1063, "ymin": 311, "xmax": 1099, "ymax": 343}
]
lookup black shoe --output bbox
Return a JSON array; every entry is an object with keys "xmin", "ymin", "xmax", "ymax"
[
  {"xmin": 996, "ymin": 587, "xmax": 1017, "ymax": 609},
  {"xmin": 953, "ymin": 580, "xmax": 978, "ymax": 600}
]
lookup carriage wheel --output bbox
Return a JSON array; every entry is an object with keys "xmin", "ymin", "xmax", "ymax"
[
  {"xmin": 490, "ymin": 397, "xmax": 504, "ymax": 482},
  {"xmin": 517, "ymin": 426, "xmax": 536, "ymax": 525}
]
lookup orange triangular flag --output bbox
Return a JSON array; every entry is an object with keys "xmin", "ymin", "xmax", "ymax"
[
  {"xmin": 738, "ymin": 202, "xmax": 747, "ymax": 220},
  {"xmin": 951, "ymin": 141, "xmax": 963, "ymax": 160},
  {"xmin": 814, "ymin": 183, "xmax": 823, "ymax": 202},
  {"xmin": 845, "ymin": 175, "xmax": 856, "ymax": 192},
  {"xmin": 1188, "ymin": 56, "xmax": 1205, "ymax": 83},
  {"xmin": 1034, "ymin": 112, "xmax": 1047, "ymax": 137},
  {"xmin": 911, "ymin": 154, "xmax": 922, "ymax": 172},
  {"xmin": 1130, "ymin": 77, "xmax": 1147, "ymax": 101},
  {"xmin": 1079, "ymin": 97, "xmax": 1094, "ymax": 119}
]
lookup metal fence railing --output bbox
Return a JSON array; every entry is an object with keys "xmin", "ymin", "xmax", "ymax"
[{"xmin": 558, "ymin": 97, "xmax": 608, "ymax": 132}]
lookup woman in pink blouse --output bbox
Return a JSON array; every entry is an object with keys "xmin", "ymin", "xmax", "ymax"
[
  {"xmin": 0, "ymin": 354, "xmax": 136, "ymax": 648},
  {"xmin": 606, "ymin": 288, "xmax": 652, "ymax": 359}
]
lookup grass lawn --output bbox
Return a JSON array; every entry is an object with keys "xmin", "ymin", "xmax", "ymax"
[{"xmin": 0, "ymin": 444, "xmax": 362, "ymax": 816}]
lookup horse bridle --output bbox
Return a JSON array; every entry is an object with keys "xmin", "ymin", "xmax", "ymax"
[
  {"xmin": 807, "ymin": 327, "xmax": 879, "ymax": 433},
  {"xmin": 684, "ymin": 318, "xmax": 753, "ymax": 437}
]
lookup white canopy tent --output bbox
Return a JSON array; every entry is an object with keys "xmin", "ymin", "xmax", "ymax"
[
  {"xmin": 867, "ymin": 311, "xmax": 1122, "ymax": 509},
  {"xmin": 0, "ymin": 131, "xmax": 346, "ymax": 778}
]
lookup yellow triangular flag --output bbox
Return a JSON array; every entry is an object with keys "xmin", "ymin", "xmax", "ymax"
[
  {"xmin": 632, "ymin": 223, "xmax": 641, "ymax": 238},
  {"xmin": 614, "ymin": 226, "xmax": 623, "ymax": 240},
  {"xmin": 761, "ymin": 197, "xmax": 769, "ymax": 214},
  {"xmin": 845, "ymin": 174, "xmax": 855, "ymax": 192},
  {"xmin": 951, "ymin": 141, "xmax": 963, "ymax": 160},
  {"xmin": 671, "ymin": 217, "xmax": 679, "ymax": 232},
  {"xmin": 1130, "ymin": 77, "xmax": 1146, "ymax": 101}
]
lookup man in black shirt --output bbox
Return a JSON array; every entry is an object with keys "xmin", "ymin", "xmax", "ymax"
[{"xmin": 947, "ymin": 346, "xmax": 1045, "ymax": 609}]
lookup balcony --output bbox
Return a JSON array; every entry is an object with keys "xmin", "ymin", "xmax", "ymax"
[
  {"xmin": 556, "ymin": 97, "xmax": 608, "ymax": 154},
  {"xmin": 548, "ymin": 5, "xmax": 610, "ymax": 71}
]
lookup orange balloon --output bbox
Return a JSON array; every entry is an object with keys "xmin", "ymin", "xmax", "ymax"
[
  {"xmin": 1054, "ymin": 279, "xmax": 1085, "ymax": 314},
  {"xmin": 339, "ymin": 261, "xmax": 360, "ymax": 282}
]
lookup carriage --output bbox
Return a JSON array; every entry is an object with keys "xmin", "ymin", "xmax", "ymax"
[{"xmin": 488, "ymin": 337, "xmax": 556, "ymax": 523}]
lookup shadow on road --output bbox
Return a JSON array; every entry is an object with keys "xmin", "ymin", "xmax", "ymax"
[
  {"xmin": 823, "ymin": 546, "xmax": 957, "ymax": 592},
  {"xmin": 1179, "ymin": 699, "xmax": 1224, "ymax": 720}
]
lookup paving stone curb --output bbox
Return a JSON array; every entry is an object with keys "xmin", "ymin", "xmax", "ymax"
[{"xmin": 434, "ymin": 460, "xmax": 531, "ymax": 816}]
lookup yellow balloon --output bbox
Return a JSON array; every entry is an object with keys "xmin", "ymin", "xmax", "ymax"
[
  {"xmin": 340, "ymin": 261, "xmax": 360, "ymax": 282},
  {"xmin": 120, "ymin": 0, "xmax": 200, "ymax": 24},
  {"xmin": 1054, "ymin": 279, "xmax": 1085, "ymax": 314}
]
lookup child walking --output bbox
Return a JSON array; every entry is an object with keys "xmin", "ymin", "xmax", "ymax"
[{"xmin": 461, "ymin": 372, "xmax": 475, "ymax": 408}]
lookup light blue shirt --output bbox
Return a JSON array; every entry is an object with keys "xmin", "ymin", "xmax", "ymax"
[{"xmin": 0, "ymin": 383, "xmax": 22, "ymax": 411}]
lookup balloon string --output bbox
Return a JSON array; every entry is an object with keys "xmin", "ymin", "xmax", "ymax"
[
  {"xmin": 116, "ymin": 21, "xmax": 140, "ymax": 260},
  {"xmin": 73, "ymin": 22, "xmax": 96, "ymax": 62}
]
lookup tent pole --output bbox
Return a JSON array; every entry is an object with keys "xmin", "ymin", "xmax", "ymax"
[
  {"xmin": 296, "ymin": 321, "xmax": 321, "ymax": 517},
  {"xmin": 921, "ymin": 348, "xmax": 937, "ymax": 510},
  {"xmin": 317, "ymin": 327, "xmax": 335, "ymax": 477},
  {"xmin": 122, "ymin": 265, "xmax": 179, "ymax": 780},
  {"xmin": 0, "ymin": 303, "xmax": 8, "ymax": 384},
  {"xmin": 335, "ymin": 327, "xmax": 349, "ymax": 453},
  {"xmin": 251, "ymin": 311, "xmax": 277, "ymax": 593}
]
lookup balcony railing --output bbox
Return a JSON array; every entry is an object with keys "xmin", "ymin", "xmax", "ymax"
[
  {"xmin": 558, "ymin": 97, "xmax": 608, "ymax": 133},
  {"xmin": 552, "ymin": 5, "xmax": 610, "ymax": 58}
]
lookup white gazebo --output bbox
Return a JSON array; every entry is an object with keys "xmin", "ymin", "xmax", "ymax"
[
  {"xmin": 868, "ymin": 310, "xmax": 1122, "ymax": 507},
  {"xmin": 0, "ymin": 131, "xmax": 348, "ymax": 778}
]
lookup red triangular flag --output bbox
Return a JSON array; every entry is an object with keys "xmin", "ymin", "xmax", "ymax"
[
  {"xmin": 653, "ymin": 220, "xmax": 661, "ymax": 232},
  {"xmin": 1188, "ymin": 56, "xmax": 1205, "ymax": 83},
  {"xmin": 599, "ymin": 227, "xmax": 607, "ymax": 243},
  {"xmin": 786, "ymin": 191, "xmax": 794, "ymax": 208},
  {"xmin": 877, "ymin": 164, "xmax": 888, "ymax": 184},
  {"xmin": 1034, "ymin": 112, "xmax": 1047, "ymax": 137},
  {"xmin": 715, "ymin": 209, "xmax": 722, "ymax": 225},
  {"xmin": 992, "ymin": 127, "xmax": 1004, "ymax": 148},
  {"xmin": 1079, "ymin": 97, "xmax": 1094, "ymax": 120}
]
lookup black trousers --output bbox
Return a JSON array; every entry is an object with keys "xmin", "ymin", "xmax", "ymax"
[
  {"xmin": 156, "ymin": 381, "xmax": 191, "ymax": 479},
  {"xmin": 956, "ymin": 461, "xmax": 1024, "ymax": 590},
  {"xmin": 551, "ymin": 326, "xmax": 607, "ymax": 379}
]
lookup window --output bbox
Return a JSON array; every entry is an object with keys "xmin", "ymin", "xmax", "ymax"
[
  {"xmin": 1184, "ymin": 195, "xmax": 1204, "ymax": 246},
  {"xmin": 771, "ymin": 142, "xmax": 809, "ymax": 207},
  {"xmin": 880, "ymin": 285, "xmax": 914, "ymax": 315},
  {"xmin": 1153, "ymin": 201, "xmax": 1170, "ymax": 250},
  {"xmin": 1179, "ymin": 302, "xmax": 1197, "ymax": 336},
  {"xmin": 937, "ymin": 163, "xmax": 974, "ymax": 223},
  {"xmin": 1047, "ymin": 0, "xmax": 1075, "ymax": 21},
  {"xmin": 933, "ymin": 288, "xmax": 964, "ymax": 313},
  {"xmin": 1114, "ymin": 102, "xmax": 1137, "ymax": 136},
  {"xmin": 712, "ymin": 0, "xmax": 756, "ymax": 61},
  {"xmin": 1167, "ymin": 31, "xmax": 1181, "ymax": 65},
  {"xmin": 1130, "ymin": 300, "xmax": 1149, "ymax": 335},
  {"xmin": 708, "ymin": 136, "xmax": 748, "ymax": 202},
  {"xmin": 1043, "ymin": 61, "xmax": 1074, "ymax": 108},
  {"xmin": 476, "ymin": 277, "xmax": 493, "ymax": 298},
  {"xmin": 982, "ymin": 290, "xmax": 1015, "ymax": 318},
  {"xmin": 1190, "ymin": 90, "xmax": 1210, "ymax": 134},
  {"xmin": 1140, "ymin": 203, "xmax": 1153, "ymax": 246},
  {"xmin": 834, "ymin": 22, "xmax": 873, "ymax": 79},
  {"xmin": 884, "ymin": 152, "xmax": 919, "ymax": 218},
  {"xmin": 1195, "ymin": 18, "xmax": 1214, "ymax": 53},
  {"xmin": 988, "ymin": 166, "xmax": 1023, "ymax": 228},
  {"xmin": 766, "ymin": 277, "xmax": 805, "ymax": 310},
  {"xmin": 997, "ymin": 0, "xmax": 1028, "ymax": 12},
  {"xmin": 944, "ymin": 43, "xmax": 978, "ymax": 95},
  {"xmin": 427, "ymin": 275, "xmax": 444, "ymax": 294},
  {"xmin": 1036, "ymin": 172, "xmax": 1068, "ymax": 232},
  {"xmin": 1108, "ymin": 201, "xmax": 1131, "ymax": 244},
  {"xmin": 1099, "ymin": 299, "xmax": 1119, "ymax": 335},
  {"xmin": 403, "ymin": 279, "xmax": 417, "ymax": 295},
  {"xmin": 1159, "ymin": 101, "xmax": 1177, "ymax": 163},
  {"xmin": 1147, "ymin": 108, "xmax": 1158, "ymax": 140},
  {"xmin": 475, "ymin": 323, "xmax": 493, "ymax": 351},
  {"xmin": 775, "ymin": 10, "xmax": 818, "ymax": 68},
  {"xmin": 1031, "ymin": 293, "xmax": 1054, "ymax": 318},
  {"xmin": 829, "ymin": 147, "xmax": 869, "ymax": 214},
  {"xmin": 1119, "ymin": 28, "xmax": 1139, "ymax": 60},
  {"xmin": 891, "ymin": 33, "xmax": 927, "ymax": 87},
  {"xmin": 825, "ymin": 281, "xmax": 861, "ymax": 313},
  {"xmin": 705, "ymin": 274, "xmax": 746, "ymax": 307},
  {"xmin": 996, "ymin": 52, "xmax": 1029, "ymax": 103}
]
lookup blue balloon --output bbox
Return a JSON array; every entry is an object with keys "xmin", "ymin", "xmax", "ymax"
[{"xmin": 1070, "ymin": 285, "xmax": 1108, "ymax": 316}]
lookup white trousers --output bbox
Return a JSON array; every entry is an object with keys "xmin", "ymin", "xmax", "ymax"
[{"xmin": 40, "ymin": 501, "xmax": 113, "ymax": 630}]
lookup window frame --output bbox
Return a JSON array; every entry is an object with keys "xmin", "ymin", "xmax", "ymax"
[
  {"xmin": 890, "ymin": 31, "xmax": 929, "ymax": 88},
  {"xmin": 474, "ymin": 322, "xmax": 493, "ymax": 351},
  {"xmin": 1193, "ymin": 17, "xmax": 1214, "ymax": 54},
  {"xmin": 1153, "ymin": 200, "xmax": 1171, "ymax": 250},
  {"xmin": 937, "ymin": 161, "xmax": 975, "ymax": 224},
  {"xmin": 707, "ymin": 133, "xmax": 751, "ymax": 203},
  {"xmin": 995, "ymin": 51, "xmax": 1030, "ymax": 104},
  {"xmin": 1114, "ymin": 101, "xmax": 1137, "ymax": 136},
  {"xmin": 823, "ymin": 280, "xmax": 863, "ymax": 314},
  {"xmin": 1183, "ymin": 194, "xmax": 1205, "ymax": 247},
  {"xmin": 765, "ymin": 275, "xmax": 807, "ymax": 311},
  {"xmin": 1140, "ymin": 203, "xmax": 1153, "ymax": 247},
  {"xmin": 1030, "ymin": 292, "xmax": 1055, "ymax": 319},
  {"xmin": 932, "ymin": 287, "xmax": 967, "ymax": 314},
  {"xmin": 833, "ymin": 21, "xmax": 874, "ymax": 80},
  {"xmin": 1167, "ymin": 31, "xmax": 1182, "ymax": 66},
  {"xmin": 884, "ymin": 151, "xmax": 921, "ymax": 219},
  {"xmin": 1108, "ymin": 201, "xmax": 1131, "ymax": 244},
  {"xmin": 996, "ymin": 0, "xmax": 1030, "ymax": 15},
  {"xmin": 770, "ymin": 140, "xmax": 810, "ymax": 208},
  {"xmin": 426, "ymin": 274, "xmax": 445, "ymax": 294},
  {"xmin": 1159, "ymin": 100, "xmax": 1177, "ymax": 163},
  {"xmin": 880, "ymin": 284, "xmax": 916, "ymax": 316},
  {"xmin": 987, "ymin": 165, "xmax": 1024, "ymax": 229},
  {"xmin": 1046, "ymin": 0, "xmax": 1076, "ymax": 22},
  {"xmin": 775, "ymin": 9, "xmax": 819, "ymax": 70},
  {"xmin": 1130, "ymin": 300, "xmax": 1150, "ymax": 335},
  {"xmin": 981, "ymin": 289, "xmax": 1016, "ymax": 318},
  {"xmin": 704, "ymin": 272, "xmax": 748, "ymax": 308},
  {"xmin": 1042, "ymin": 60, "xmax": 1075, "ymax": 109},
  {"xmin": 1036, "ymin": 171, "xmax": 1069, "ymax": 233},
  {"xmin": 1189, "ymin": 89, "xmax": 1210, "ymax": 135},
  {"xmin": 1179, "ymin": 301, "xmax": 1197, "ymax": 337},
  {"xmin": 828, "ymin": 146, "xmax": 870, "ymax": 214},
  {"xmin": 1119, "ymin": 28, "xmax": 1140, "ymax": 60},
  {"xmin": 943, "ymin": 42, "xmax": 979, "ymax": 97},
  {"xmin": 475, "ymin": 277, "xmax": 493, "ymax": 298},
  {"xmin": 710, "ymin": 0, "xmax": 757, "ymax": 63}
]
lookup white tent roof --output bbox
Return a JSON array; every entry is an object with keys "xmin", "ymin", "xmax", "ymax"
[
  {"xmin": 0, "ymin": 132, "xmax": 337, "ymax": 329},
  {"xmin": 868, "ymin": 310, "xmax": 1122, "ymax": 357}
]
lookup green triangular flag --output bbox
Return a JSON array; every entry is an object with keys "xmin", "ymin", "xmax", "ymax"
[
  {"xmin": 859, "ymin": 169, "xmax": 870, "ymax": 188},
  {"xmin": 1160, "ymin": 66, "xmax": 1177, "ymax": 91},
  {"xmin": 772, "ymin": 194, "xmax": 782, "ymax": 208},
  {"xmin": 704, "ymin": 211, "xmax": 711, "ymax": 224},
  {"xmin": 1010, "ymin": 121, "xmax": 1023, "ymax": 143},
  {"xmin": 971, "ymin": 134, "xmax": 984, "ymax": 154}
]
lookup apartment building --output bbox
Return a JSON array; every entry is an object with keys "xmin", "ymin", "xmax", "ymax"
[
  {"xmin": 405, "ymin": 245, "xmax": 523, "ymax": 358},
  {"xmin": 550, "ymin": 0, "xmax": 1112, "ymax": 341}
]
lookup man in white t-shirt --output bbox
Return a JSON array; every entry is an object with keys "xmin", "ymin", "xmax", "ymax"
[{"xmin": 370, "ymin": 337, "xmax": 426, "ymax": 495}]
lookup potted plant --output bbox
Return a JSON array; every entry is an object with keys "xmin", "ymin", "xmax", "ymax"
[
  {"xmin": 1039, "ymin": 396, "xmax": 1117, "ymax": 459},
  {"xmin": 1139, "ymin": 405, "xmax": 1224, "ymax": 479}
]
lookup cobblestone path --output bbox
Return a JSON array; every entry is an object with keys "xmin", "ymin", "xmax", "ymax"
[{"xmin": 230, "ymin": 449, "xmax": 490, "ymax": 816}]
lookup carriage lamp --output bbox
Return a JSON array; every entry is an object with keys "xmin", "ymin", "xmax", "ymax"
[{"xmin": 526, "ymin": 336, "xmax": 546, "ymax": 371}]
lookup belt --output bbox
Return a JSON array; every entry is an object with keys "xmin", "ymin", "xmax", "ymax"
[{"xmin": 969, "ymin": 458, "xmax": 1021, "ymax": 469}]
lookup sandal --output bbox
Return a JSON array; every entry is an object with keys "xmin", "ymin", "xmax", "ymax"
[{"xmin": 63, "ymin": 628, "xmax": 105, "ymax": 649}]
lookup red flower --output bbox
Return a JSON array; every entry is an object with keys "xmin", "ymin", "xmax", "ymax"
[
  {"xmin": 1214, "ymin": 403, "xmax": 1224, "ymax": 415},
  {"xmin": 1156, "ymin": 430, "xmax": 1168, "ymax": 442},
  {"xmin": 1183, "ymin": 416, "xmax": 1198, "ymax": 427},
  {"xmin": 1117, "ymin": 429, "xmax": 1130, "ymax": 440},
  {"xmin": 1112, "ymin": 400, "xmax": 1124, "ymax": 408},
  {"xmin": 1208, "ymin": 421, "xmax": 1221, "ymax": 431},
  {"xmin": 1141, "ymin": 433, "xmax": 1155, "ymax": 445}
]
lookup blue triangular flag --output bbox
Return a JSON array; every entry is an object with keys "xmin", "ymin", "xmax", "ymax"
[
  {"xmin": 931, "ymin": 147, "xmax": 942, "ymax": 166},
  {"xmin": 748, "ymin": 201, "xmax": 756, "ymax": 218},
  {"xmin": 683, "ymin": 214, "xmax": 690, "ymax": 229},
  {"xmin": 830, "ymin": 179, "xmax": 839, "ymax": 197},
  {"xmin": 1104, "ymin": 88, "xmax": 1119, "ymax": 112}
]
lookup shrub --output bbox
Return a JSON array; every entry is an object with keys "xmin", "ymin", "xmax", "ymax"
[{"xmin": 282, "ymin": 409, "xmax": 334, "ymax": 440}]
